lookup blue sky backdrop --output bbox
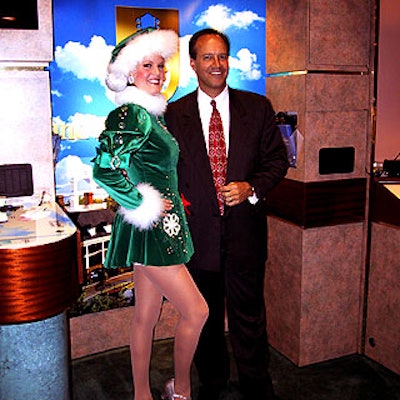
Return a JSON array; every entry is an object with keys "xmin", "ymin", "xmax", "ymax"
[{"xmin": 50, "ymin": 0, "xmax": 266, "ymax": 198}]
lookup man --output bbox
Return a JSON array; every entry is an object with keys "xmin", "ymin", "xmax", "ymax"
[{"xmin": 165, "ymin": 28, "xmax": 289, "ymax": 400}]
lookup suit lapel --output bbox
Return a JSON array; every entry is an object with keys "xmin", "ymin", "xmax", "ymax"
[{"xmin": 179, "ymin": 92, "xmax": 215, "ymax": 189}]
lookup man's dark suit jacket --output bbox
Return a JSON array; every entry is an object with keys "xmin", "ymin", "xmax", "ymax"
[{"xmin": 165, "ymin": 87, "xmax": 289, "ymax": 272}]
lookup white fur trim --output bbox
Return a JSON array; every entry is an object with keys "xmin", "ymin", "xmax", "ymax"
[
  {"xmin": 105, "ymin": 71, "xmax": 128, "ymax": 92},
  {"xmin": 114, "ymin": 86, "xmax": 167, "ymax": 116},
  {"xmin": 106, "ymin": 29, "xmax": 178, "ymax": 92},
  {"xmin": 119, "ymin": 183, "xmax": 164, "ymax": 230}
]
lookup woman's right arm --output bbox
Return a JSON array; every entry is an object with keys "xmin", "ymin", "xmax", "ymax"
[{"xmin": 92, "ymin": 106, "xmax": 164, "ymax": 230}]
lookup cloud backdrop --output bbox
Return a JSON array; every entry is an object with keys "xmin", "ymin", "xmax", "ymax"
[{"xmin": 50, "ymin": 0, "xmax": 266, "ymax": 198}]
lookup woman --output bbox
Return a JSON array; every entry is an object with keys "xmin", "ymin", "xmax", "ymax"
[{"xmin": 92, "ymin": 28, "xmax": 208, "ymax": 400}]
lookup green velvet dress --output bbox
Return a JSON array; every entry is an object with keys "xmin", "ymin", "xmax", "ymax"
[{"xmin": 92, "ymin": 88, "xmax": 193, "ymax": 268}]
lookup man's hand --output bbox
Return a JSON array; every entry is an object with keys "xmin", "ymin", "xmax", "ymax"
[{"xmin": 220, "ymin": 181, "xmax": 253, "ymax": 206}]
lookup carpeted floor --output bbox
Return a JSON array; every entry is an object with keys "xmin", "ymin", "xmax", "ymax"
[{"xmin": 71, "ymin": 336, "xmax": 400, "ymax": 400}]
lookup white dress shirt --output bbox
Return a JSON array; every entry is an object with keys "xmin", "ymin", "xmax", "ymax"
[
  {"xmin": 196, "ymin": 86, "xmax": 258, "ymax": 204},
  {"xmin": 197, "ymin": 86, "xmax": 230, "ymax": 153}
]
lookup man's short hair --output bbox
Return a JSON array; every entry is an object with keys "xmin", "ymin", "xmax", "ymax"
[{"xmin": 188, "ymin": 28, "xmax": 230, "ymax": 60}]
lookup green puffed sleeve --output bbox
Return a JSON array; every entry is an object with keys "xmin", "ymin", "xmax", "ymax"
[{"xmin": 92, "ymin": 104, "xmax": 163, "ymax": 230}]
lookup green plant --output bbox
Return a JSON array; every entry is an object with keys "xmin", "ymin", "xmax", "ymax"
[{"xmin": 68, "ymin": 287, "xmax": 133, "ymax": 317}]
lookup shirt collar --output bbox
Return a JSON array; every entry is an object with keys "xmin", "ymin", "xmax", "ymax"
[{"xmin": 198, "ymin": 85, "xmax": 229, "ymax": 108}]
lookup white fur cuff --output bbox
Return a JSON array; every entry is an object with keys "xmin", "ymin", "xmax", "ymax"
[{"xmin": 119, "ymin": 183, "xmax": 163, "ymax": 230}]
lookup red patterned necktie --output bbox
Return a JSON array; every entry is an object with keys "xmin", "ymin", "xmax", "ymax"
[{"xmin": 209, "ymin": 99, "xmax": 227, "ymax": 215}]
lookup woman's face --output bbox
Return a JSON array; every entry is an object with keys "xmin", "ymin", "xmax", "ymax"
[{"xmin": 131, "ymin": 54, "xmax": 166, "ymax": 96}]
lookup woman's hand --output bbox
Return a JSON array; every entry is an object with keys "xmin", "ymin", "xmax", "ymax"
[{"xmin": 162, "ymin": 198, "xmax": 173, "ymax": 216}]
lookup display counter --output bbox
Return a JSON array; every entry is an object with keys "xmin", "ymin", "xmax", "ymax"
[
  {"xmin": 365, "ymin": 178, "xmax": 400, "ymax": 375},
  {"xmin": 371, "ymin": 177, "xmax": 400, "ymax": 227},
  {"xmin": 0, "ymin": 202, "xmax": 79, "ymax": 400}
]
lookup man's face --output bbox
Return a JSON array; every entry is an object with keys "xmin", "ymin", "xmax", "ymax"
[{"xmin": 190, "ymin": 34, "xmax": 229, "ymax": 98}]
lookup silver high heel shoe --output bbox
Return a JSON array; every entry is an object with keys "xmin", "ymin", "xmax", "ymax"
[{"xmin": 161, "ymin": 378, "xmax": 191, "ymax": 400}]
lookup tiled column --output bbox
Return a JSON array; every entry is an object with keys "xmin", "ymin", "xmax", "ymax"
[{"xmin": 265, "ymin": 0, "xmax": 375, "ymax": 366}]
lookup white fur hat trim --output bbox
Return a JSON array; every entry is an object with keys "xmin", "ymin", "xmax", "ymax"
[
  {"xmin": 119, "ymin": 183, "xmax": 164, "ymax": 230},
  {"xmin": 106, "ymin": 28, "xmax": 178, "ymax": 92}
]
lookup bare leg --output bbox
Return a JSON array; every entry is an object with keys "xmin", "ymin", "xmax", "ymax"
[
  {"xmin": 139, "ymin": 264, "xmax": 208, "ymax": 399},
  {"xmin": 131, "ymin": 264, "xmax": 164, "ymax": 400}
]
